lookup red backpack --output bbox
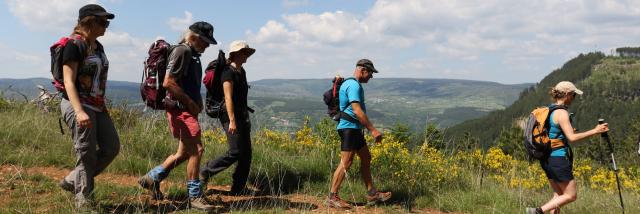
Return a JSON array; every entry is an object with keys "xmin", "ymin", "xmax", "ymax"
[
  {"xmin": 140, "ymin": 39, "xmax": 172, "ymax": 110},
  {"xmin": 49, "ymin": 35, "xmax": 86, "ymax": 93}
]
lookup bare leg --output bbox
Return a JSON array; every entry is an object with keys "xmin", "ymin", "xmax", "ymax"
[
  {"xmin": 356, "ymin": 145, "xmax": 374, "ymax": 191},
  {"xmin": 541, "ymin": 179, "xmax": 577, "ymax": 212},
  {"xmin": 330, "ymin": 151, "xmax": 356, "ymax": 194}
]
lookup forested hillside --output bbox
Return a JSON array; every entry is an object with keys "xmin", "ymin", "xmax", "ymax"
[{"xmin": 447, "ymin": 52, "xmax": 640, "ymax": 165}]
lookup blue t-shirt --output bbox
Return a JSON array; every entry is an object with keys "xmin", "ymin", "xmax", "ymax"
[
  {"xmin": 336, "ymin": 78, "xmax": 365, "ymax": 130},
  {"xmin": 549, "ymin": 109, "xmax": 568, "ymax": 157}
]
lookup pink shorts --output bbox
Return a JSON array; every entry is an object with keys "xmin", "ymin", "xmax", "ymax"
[{"xmin": 167, "ymin": 110, "xmax": 201, "ymax": 139}]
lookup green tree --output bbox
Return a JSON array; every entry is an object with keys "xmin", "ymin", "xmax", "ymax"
[{"xmin": 423, "ymin": 123, "xmax": 444, "ymax": 150}]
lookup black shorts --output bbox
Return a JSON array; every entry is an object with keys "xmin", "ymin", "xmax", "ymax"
[
  {"xmin": 338, "ymin": 128, "xmax": 366, "ymax": 151},
  {"xmin": 540, "ymin": 156, "xmax": 574, "ymax": 182}
]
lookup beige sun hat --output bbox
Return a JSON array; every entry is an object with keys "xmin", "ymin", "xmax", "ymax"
[
  {"xmin": 554, "ymin": 81, "xmax": 583, "ymax": 95},
  {"xmin": 228, "ymin": 40, "xmax": 255, "ymax": 58}
]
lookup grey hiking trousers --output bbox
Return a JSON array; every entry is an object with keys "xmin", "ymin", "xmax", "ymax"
[{"xmin": 60, "ymin": 99, "xmax": 120, "ymax": 202}]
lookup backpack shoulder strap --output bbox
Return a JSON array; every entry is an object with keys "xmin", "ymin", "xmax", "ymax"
[
  {"xmin": 547, "ymin": 104, "xmax": 569, "ymax": 147},
  {"xmin": 338, "ymin": 77, "xmax": 362, "ymax": 124}
]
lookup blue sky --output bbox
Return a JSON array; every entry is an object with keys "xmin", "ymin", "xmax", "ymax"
[{"xmin": 1, "ymin": 0, "xmax": 640, "ymax": 84}]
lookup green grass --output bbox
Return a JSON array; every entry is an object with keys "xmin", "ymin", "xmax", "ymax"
[{"xmin": 1, "ymin": 100, "xmax": 639, "ymax": 213}]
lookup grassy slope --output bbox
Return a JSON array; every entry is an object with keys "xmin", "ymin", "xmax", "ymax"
[{"xmin": 0, "ymin": 101, "xmax": 638, "ymax": 213}]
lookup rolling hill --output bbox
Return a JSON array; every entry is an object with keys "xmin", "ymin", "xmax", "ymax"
[{"xmin": 0, "ymin": 77, "xmax": 531, "ymax": 130}]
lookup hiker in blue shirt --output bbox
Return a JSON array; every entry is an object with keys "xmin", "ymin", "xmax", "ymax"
[
  {"xmin": 326, "ymin": 59, "xmax": 391, "ymax": 209},
  {"xmin": 526, "ymin": 81, "xmax": 609, "ymax": 214}
]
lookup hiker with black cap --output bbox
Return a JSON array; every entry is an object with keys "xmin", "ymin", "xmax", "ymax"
[
  {"xmin": 138, "ymin": 21, "xmax": 217, "ymax": 211},
  {"xmin": 526, "ymin": 81, "xmax": 609, "ymax": 214},
  {"xmin": 55, "ymin": 4, "xmax": 119, "ymax": 210},
  {"xmin": 326, "ymin": 59, "xmax": 392, "ymax": 209},
  {"xmin": 200, "ymin": 40, "xmax": 256, "ymax": 195}
]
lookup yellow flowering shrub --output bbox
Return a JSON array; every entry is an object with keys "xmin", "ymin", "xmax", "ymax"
[
  {"xmin": 483, "ymin": 147, "xmax": 516, "ymax": 174},
  {"xmin": 369, "ymin": 133, "xmax": 461, "ymax": 190},
  {"xmin": 573, "ymin": 158, "xmax": 593, "ymax": 180},
  {"xmin": 370, "ymin": 137, "xmax": 410, "ymax": 180},
  {"xmin": 510, "ymin": 164, "xmax": 547, "ymax": 190},
  {"xmin": 202, "ymin": 128, "xmax": 227, "ymax": 145},
  {"xmin": 590, "ymin": 167, "xmax": 640, "ymax": 193},
  {"xmin": 418, "ymin": 143, "xmax": 460, "ymax": 184}
]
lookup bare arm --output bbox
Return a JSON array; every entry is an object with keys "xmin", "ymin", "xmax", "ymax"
[
  {"xmin": 222, "ymin": 80, "xmax": 237, "ymax": 134},
  {"xmin": 555, "ymin": 109, "xmax": 608, "ymax": 143},
  {"xmin": 351, "ymin": 102, "xmax": 382, "ymax": 142},
  {"xmin": 351, "ymin": 102, "xmax": 373, "ymax": 131},
  {"xmin": 62, "ymin": 61, "xmax": 91, "ymax": 128}
]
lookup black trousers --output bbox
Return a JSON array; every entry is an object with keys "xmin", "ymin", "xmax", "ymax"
[{"xmin": 201, "ymin": 120, "xmax": 252, "ymax": 192}]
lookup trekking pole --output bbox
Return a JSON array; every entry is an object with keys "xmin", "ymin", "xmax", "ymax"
[{"xmin": 598, "ymin": 119, "xmax": 625, "ymax": 214}]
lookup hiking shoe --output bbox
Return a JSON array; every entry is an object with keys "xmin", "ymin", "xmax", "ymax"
[
  {"xmin": 366, "ymin": 191, "xmax": 392, "ymax": 205},
  {"xmin": 525, "ymin": 207, "xmax": 543, "ymax": 214},
  {"xmin": 59, "ymin": 179, "xmax": 74, "ymax": 193},
  {"xmin": 138, "ymin": 175, "xmax": 164, "ymax": 200},
  {"xmin": 326, "ymin": 195, "xmax": 352, "ymax": 209},
  {"xmin": 189, "ymin": 197, "xmax": 217, "ymax": 211}
]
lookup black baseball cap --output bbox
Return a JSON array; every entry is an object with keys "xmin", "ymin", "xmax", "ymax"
[
  {"xmin": 78, "ymin": 4, "xmax": 115, "ymax": 20},
  {"xmin": 189, "ymin": 21, "xmax": 217, "ymax": 45},
  {"xmin": 356, "ymin": 59, "xmax": 379, "ymax": 73}
]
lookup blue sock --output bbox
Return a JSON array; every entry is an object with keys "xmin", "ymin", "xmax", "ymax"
[
  {"xmin": 187, "ymin": 180, "xmax": 202, "ymax": 198},
  {"xmin": 147, "ymin": 166, "xmax": 170, "ymax": 182}
]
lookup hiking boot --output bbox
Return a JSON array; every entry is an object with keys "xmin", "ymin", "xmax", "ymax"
[
  {"xmin": 189, "ymin": 197, "xmax": 217, "ymax": 211},
  {"xmin": 366, "ymin": 191, "xmax": 392, "ymax": 205},
  {"xmin": 138, "ymin": 175, "xmax": 164, "ymax": 200},
  {"xmin": 326, "ymin": 195, "xmax": 352, "ymax": 209},
  {"xmin": 59, "ymin": 179, "xmax": 74, "ymax": 193},
  {"xmin": 525, "ymin": 207, "xmax": 543, "ymax": 214}
]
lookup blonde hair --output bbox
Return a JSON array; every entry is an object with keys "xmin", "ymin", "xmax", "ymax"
[
  {"xmin": 178, "ymin": 29, "xmax": 199, "ymax": 45},
  {"xmin": 549, "ymin": 88, "xmax": 571, "ymax": 100}
]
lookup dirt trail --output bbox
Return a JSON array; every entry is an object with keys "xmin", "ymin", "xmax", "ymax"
[{"xmin": 0, "ymin": 165, "xmax": 454, "ymax": 213}]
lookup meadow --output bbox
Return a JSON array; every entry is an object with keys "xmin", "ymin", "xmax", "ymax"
[{"xmin": 0, "ymin": 98, "xmax": 638, "ymax": 213}]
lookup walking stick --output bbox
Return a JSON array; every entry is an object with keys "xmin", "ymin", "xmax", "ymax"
[{"xmin": 598, "ymin": 119, "xmax": 625, "ymax": 214}]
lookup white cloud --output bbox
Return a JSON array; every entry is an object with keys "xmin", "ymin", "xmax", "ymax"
[
  {"xmin": 6, "ymin": 0, "xmax": 640, "ymax": 84},
  {"xmin": 167, "ymin": 11, "xmax": 193, "ymax": 32},
  {"xmin": 100, "ymin": 31, "xmax": 156, "ymax": 80},
  {"xmin": 0, "ymin": 42, "xmax": 48, "ymax": 78},
  {"xmin": 6, "ymin": 0, "xmax": 98, "ymax": 33},
  {"xmin": 246, "ymin": 0, "xmax": 640, "ymax": 83}
]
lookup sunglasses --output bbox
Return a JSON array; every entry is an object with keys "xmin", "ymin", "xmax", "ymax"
[{"xmin": 96, "ymin": 19, "xmax": 110, "ymax": 28}]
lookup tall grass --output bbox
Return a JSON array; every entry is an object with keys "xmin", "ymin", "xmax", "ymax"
[{"xmin": 1, "ymin": 99, "xmax": 639, "ymax": 213}]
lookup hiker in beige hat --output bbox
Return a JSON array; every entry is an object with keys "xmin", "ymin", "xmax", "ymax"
[
  {"xmin": 526, "ymin": 81, "xmax": 609, "ymax": 214},
  {"xmin": 200, "ymin": 40, "xmax": 256, "ymax": 195}
]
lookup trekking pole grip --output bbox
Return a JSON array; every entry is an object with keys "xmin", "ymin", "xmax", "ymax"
[{"xmin": 598, "ymin": 119, "xmax": 612, "ymax": 149}]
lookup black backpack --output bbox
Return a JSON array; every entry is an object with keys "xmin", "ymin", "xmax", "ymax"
[
  {"xmin": 203, "ymin": 50, "xmax": 227, "ymax": 118},
  {"xmin": 50, "ymin": 35, "xmax": 86, "ymax": 93},
  {"xmin": 322, "ymin": 76, "xmax": 358, "ymax": 123}
]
